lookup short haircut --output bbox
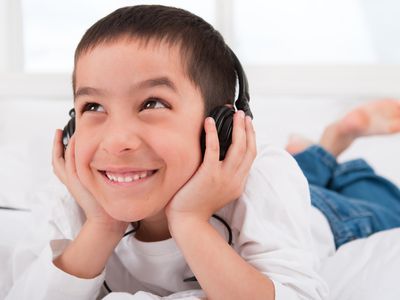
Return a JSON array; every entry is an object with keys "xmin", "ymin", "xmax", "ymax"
[{"xmin": 72, "ymin": 5, "xmax": 237, "ymax": 116}]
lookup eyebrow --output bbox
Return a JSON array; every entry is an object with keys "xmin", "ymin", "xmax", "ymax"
[
  {"xmin": 135, "ymin": 76, "xmax": 178, "ymax": 93},
  {"xmin": 74, "ymin": 76, "xmax": 178, "ymax": 101},
  {"xmin": 74, "ymin": 87, "xmax": 105, "ymax": 100}
]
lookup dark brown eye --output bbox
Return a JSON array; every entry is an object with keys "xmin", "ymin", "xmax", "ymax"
[
  {"xmin": 82, "ymin": 103, "xmax": 104, "ymax": 113},
  {"xmin": 142, "ymin": 98, "xmax": 169, "ymax": 110}
]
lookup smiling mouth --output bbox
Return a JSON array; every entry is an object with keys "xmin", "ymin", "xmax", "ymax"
[{"xmin": 99, "ymin": 170, "xmax": 158, "ymax": 184}]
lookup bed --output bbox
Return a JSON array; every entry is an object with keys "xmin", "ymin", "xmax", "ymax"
[{"xmin": 1, "ymin": 97, "xmax": 399, "ymax": 299}]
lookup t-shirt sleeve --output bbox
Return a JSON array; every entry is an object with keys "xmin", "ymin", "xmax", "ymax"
[
  {"xmin": 228, "ymin": 145, "xmax": 329, "ymax": 300},
  {"xmin": 7, "ymin": 240, "xmax": 105, "ymax": 300},
  {"xmin": 6, "ymin": 185, "xmax": 105, "ymax": 300}
]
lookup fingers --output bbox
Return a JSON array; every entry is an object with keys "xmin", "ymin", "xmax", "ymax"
[
  {"xmin": 202, "ymin": 117, "xmax": 220, "ymax": 167},
  {"xmin": 64, "ymin": 134, "xmax": 78, "ymax": 180},
  {"xmin": 52, "ymin": 129, "xmax": 80, "ymax": 186},
  {"xmin": 202, "ymin": 109, "xmax": 257, "ymax": 179},
  {"xmin": 52, "ymin": 129, "xmax": 67, "ymax": 183},
  {"xmin": 223, "ymin": 110, "xmax": 247, "ymax": 170},
  {"xmin": 223, "ymin": 111, "xmax": 256, "ymax": 173},
  {"xmin": 224, "ymin": 112, "xmax": 256, "ymax": 196},
  {"xmin": 237, "ymin": 115, "xmax": 257, "ymax": 175}
]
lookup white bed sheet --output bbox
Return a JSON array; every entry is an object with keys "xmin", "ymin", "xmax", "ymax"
[
  {"xmin": 320, "ymin": 228, "xmax": 400, "ymax": 300},
  {"xmin": 1, "ymin": 97, "xmax": 399, "ymax": 299}
]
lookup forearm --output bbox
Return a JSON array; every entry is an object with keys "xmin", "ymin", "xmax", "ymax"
[
  {"xmin": 53, "ymin": 220, "xmax": 125, "ymax": 279},
  {"xmin": 170, "ymin": 217, "xmax": 275, "ymax": 300}
]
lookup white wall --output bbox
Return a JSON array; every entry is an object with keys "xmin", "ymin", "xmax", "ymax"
[
  {"xmin": 0, "ymin": 0, "xmax": 24, "ymax": 73},
  {"xmin": 362, "ymin": 0, "xmax": 400, "ymax": 63},
  {"xmin": 1, "ymin": 1, "xmax": 400, "ymax": 102}
]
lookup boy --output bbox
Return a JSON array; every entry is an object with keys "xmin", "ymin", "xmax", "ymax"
[{"xmin": 7, "ymin": 5, "xmax": 327, "ymax": 299}]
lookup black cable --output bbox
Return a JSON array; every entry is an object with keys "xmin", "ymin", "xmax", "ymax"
[
  {"xmin": 123, "ymin": 221, "xmax": 140, "ymax": 237},
  {"xmin": 103, "ymin": 280, "xmax": 112, "ymax": 293},
  {"xmin": 211, "ymin": 214, "xmax": 233, "ymax": 245}
]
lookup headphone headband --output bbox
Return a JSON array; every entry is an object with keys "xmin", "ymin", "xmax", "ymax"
[{"xmin": 228, "ymin": 49, "xmax": 253, "ymax": 119}]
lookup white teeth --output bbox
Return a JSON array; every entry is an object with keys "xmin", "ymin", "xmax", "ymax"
[
  {"xmin": 124, "ymin": 177, "xmax": 133, "ymax": 183},
  {"xmin": 105, "ymin": 171, "xmax": 152, "ymax": 183}
]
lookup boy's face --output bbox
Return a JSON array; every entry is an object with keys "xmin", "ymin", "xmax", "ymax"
[{"xmin": 73, "ymin": 38, "xmax": 204, "ymax": 222}]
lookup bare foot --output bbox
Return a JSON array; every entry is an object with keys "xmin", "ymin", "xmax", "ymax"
[
  {"xmin": 285, "ymin": 134, "xmax": 314, "ymax": 155},
  {"xmin": 340, "ymin": 99, "xmax": 400, "ymax": 136},
  {"xmin": 320, "ymin": 99, "xmax": 400, "ymax": 157}
]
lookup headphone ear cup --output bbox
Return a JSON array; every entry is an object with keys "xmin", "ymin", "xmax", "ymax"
[
  {"xmin": 62, "ymin": 116, "xmax": 76, "ymax": 149},
  {"xmin": 200, "ymin": 106, "xmax": 235, "ymax": 160}
]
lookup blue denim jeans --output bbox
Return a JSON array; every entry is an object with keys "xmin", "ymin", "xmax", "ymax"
[{"xmin": 293, "ymin": 145, "xmax": 400, "ymax": 248}]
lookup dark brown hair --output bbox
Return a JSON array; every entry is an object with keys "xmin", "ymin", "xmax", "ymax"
[{"xmin": 72, "ymin": 5, "xmax": 237, "ymax": 116}]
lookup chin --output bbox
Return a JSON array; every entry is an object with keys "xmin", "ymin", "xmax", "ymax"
[
  {"xmin": 104, "ymin": 201, "xmax": 157, "ymax": 223},
  {"xmin": 107, "ymin": 207, "xmax": 145, "ymax": 222}
]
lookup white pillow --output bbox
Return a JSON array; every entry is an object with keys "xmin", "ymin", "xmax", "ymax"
[{"xmin": 1, "ymin": 98, "xmax": 71, "ymax": 209}]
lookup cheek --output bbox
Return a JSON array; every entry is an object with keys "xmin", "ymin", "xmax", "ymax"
[{"xmin": 152, "ymin": 126, "xmax": 203, "ymax": 186}]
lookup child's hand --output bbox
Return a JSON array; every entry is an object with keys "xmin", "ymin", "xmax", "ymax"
[
  {"xmin": 52, "ymin": 130, "xmax": 127, "ymax": 279},
  {"xmin": 165, "ymin": 110, "xmax": 257, "ymax": 225},
  {"xmin": 52, "ymin": 129, "xmax": 127, "ymax": 231}
]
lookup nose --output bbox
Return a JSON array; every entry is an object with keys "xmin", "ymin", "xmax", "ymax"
[{"xmin": 100, "ymin": 116, "xmax": 143, "ymax": 156}]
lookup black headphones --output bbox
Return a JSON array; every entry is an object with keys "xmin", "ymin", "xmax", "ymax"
[
  {"xmin": 199, "ymin": 49, "xmax": 252, "ymax": 160},
  {"xmin": 62, "ymin": 108, "xmax": 76, "ymax": 149},
  {"xmin": 62, "ymin": 48, "xmax": 252, "ymax": 160}
]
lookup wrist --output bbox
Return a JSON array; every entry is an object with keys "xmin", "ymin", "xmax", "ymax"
[
  {"xmin": 54, "ymin": 219, "xmax": 127, "ymax": 279},
  {"xmin": 166, "ymin": 203, "xmax": 212, "ymax": 224},
  {"xmin": 85, "ymin": 217, "xmax": 128, "ymax": 238},
  {"xmin": 168, "ymin": 213, "xmax": 210, "ymax": 239}
]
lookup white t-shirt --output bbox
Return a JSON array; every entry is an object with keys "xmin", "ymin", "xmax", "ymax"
[
  {"xmin": 310, "ymin": 207, "xmax": 335, "ymax": 261},
  {"xmin": 6, "ymin": 145, "xmax": 331, "ymax": 300}
]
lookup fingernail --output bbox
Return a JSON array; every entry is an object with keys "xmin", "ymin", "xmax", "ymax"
[{"xmin": 237, "ymin": 110, "xmax": 245, "ymax": 119}]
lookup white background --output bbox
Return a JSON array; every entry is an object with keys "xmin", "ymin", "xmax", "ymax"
[{"xmin": 0, "ymin": 0, "xmax": 400, "ymax": 100}]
